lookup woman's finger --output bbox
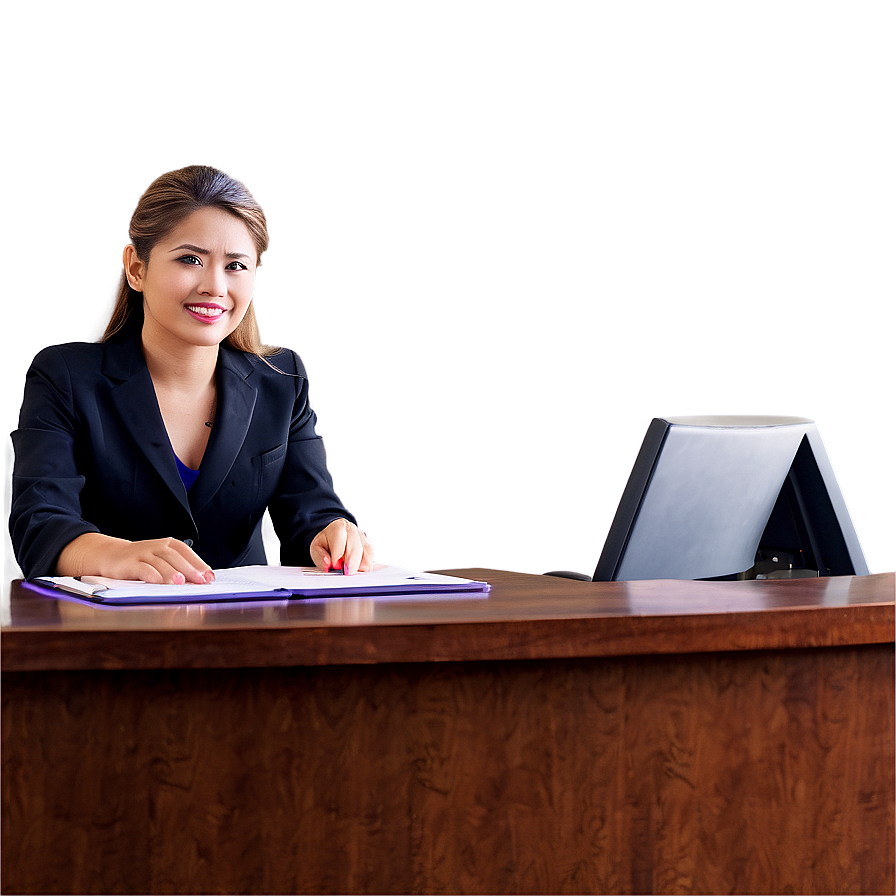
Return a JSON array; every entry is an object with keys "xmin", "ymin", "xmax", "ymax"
[
  {"xmin": 327, "ymin": 522, "xmax": 351, "ymax": 572},
  {"xmin": 342, "ymin": 526, "xmax": 366, "ymax": 576},
  {"xmin": 355, "ymin": 532, "xmax": 376, "ymax": 573}
]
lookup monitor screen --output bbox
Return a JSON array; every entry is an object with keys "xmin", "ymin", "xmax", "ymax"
[{"xmin": 592, "ymin": 416, "xmax": 868, "ymax": 581}]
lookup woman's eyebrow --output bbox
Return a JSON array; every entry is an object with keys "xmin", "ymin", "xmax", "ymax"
[
  {"xmin": 170, "ymin": 243, "xmax": 251, "ymax": 260},
  {"xmin": 171, "ymin": 243, "xmax": 209, "ymax": 255}
]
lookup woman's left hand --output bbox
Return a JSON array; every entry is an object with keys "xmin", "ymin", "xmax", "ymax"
[{"xmin": 309, "ymin": 519, "xmax": 375, "ymax": 575}]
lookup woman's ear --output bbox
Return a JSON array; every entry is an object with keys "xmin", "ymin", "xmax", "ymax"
[{"xmin": 122, "ymin": 245, "xmax": 145, "ymax": 291}]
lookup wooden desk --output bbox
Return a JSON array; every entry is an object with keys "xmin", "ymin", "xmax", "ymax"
[{"xmin": 2, "ymin": 570, "xmax": 893, "ymax": 895}]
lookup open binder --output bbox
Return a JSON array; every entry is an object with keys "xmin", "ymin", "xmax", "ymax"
[{"xmin": 28, "ymin": 564, "xmax": 490, "ymax": 605}]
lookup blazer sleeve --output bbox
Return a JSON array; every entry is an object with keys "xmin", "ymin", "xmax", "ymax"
[
  {"xmin": 264, "ymin": 350, "xmax": 358, "ymax": 566},
  {"xmin": 9, "ymin": 347, "xmax": 102, "ymax": 578}
]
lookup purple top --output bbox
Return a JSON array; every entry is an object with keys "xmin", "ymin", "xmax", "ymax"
[{"xmin": 174, "ymin": 454, "xmax": 200, "ymax": 491}]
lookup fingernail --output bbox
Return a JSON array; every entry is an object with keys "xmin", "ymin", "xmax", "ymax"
[
  {"xmin": 173, "ymin": 573, "xmax": 185, "ymax": 585},
  {"xmin": 205, "ymin": 571, "xmax": 216, "ymax": 584}
]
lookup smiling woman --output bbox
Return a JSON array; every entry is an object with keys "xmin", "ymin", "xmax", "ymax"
[
  {"xmin": 120, "ymin": 206, "xmax": 261, "ymax": 474},
  {"xmin": 9, "ymin": 165, "xmax": 374, "ymax": 585}
]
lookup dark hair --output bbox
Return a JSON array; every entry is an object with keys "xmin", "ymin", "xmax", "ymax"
[{"xmin": 103, "ymin": 165, "xmax": 277, "ymax": 356}]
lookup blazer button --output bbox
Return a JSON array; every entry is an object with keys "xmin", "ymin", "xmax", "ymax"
[{"xmin": 182, "ymin": 538, "xmax": 194, "ymax": 548}]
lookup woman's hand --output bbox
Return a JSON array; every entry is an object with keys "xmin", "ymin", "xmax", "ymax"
[
  {"xmin": 56, "ymin": 533, "xmax": 215, "ymax": 585},
  {"xmin": 309, "ymin": 519, "xmax": 375, "ymax": 575}
]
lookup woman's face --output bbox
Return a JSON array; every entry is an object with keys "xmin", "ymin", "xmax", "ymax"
[{"xmin": 126, "ymin": 206, "xmax": 258, "ymax": 352}]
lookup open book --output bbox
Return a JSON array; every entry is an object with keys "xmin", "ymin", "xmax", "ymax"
[{"xmin": 30, "ymin": 564, "xmax": 490, "ymax": 605}]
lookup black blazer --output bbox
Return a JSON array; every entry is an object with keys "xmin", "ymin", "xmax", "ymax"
[{"xmin": 10, "ymin": 321, "xmax": 355, "ymax": 578}]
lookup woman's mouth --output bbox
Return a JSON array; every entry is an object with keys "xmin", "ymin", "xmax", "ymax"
[{"xmin": 184, "ymin": 303, "xmax": 227, "ymax": 323}]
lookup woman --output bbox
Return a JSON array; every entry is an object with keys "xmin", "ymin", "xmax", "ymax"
[{"xmin": 10, "ymin": 165, "xmax": 373, "ymax": 584}]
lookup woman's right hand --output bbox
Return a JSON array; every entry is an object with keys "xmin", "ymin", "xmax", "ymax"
[{"xmin": 56, "ymin": 533, "xmax": 215, "ymax": 585}]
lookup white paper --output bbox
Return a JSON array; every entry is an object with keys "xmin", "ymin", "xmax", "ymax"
[{"xmin": 224, "ymin": 564, "xmax": 484, "ymax": 592}]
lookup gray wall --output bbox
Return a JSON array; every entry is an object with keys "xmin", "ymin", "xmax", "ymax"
[{"xmin": 3, "ymin": 2, "xmax": 893, "ymax": 577}]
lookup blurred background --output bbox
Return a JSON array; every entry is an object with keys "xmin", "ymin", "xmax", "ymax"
[{"xmin": 3, "ymin": 1, "xmax": 893, "ymax": 579}]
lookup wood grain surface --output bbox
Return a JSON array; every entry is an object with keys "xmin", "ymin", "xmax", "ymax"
[
  {"xmin": 3, "ymin": 643, "xmax": 893, "ymax": 894},
  {"xmin": 2, "ymin": 570, "xmax": 893, "ymax": 671}
]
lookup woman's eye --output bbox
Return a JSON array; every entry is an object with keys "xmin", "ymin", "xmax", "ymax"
[
  {"xmin": 177, "ymin": 255, "xmax": 202, "ymax": 266},
  {"xmin": 226, "ymin": 261, "xmax": 248, "ymax": 271}
]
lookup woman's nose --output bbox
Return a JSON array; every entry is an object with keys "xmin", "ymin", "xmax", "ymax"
[{"xmin": 199, "ymin": 266, "xmax": 225, "ymax": 297}]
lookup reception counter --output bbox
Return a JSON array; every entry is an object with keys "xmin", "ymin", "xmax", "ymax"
[{"xmin": 2, "ymin": 569, "xmax": 893, "ymax": 894}]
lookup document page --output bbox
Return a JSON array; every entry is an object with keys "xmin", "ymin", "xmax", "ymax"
[{"xmin": 226, "ymin": 565, "xmax": 488, "ymax": 593}]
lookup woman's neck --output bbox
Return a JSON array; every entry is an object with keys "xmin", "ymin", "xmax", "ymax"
[{"xmin": 141, "ymin": 326, "xmax": 219, "ymax": 391}]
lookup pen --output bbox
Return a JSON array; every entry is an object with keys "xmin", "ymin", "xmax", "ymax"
[{"xmin": 32, "ymin": 576, "xmax": 109, "ymax": 597}]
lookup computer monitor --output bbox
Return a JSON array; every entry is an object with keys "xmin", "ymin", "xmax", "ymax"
[{"xmin": 592, "ymin": 416, "xmax": 868, "ymax": 581}]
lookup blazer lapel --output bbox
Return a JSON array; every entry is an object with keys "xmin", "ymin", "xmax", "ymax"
[
  {"xmin": 189, "ymin": 348, "xmax": 257, "ymax": 514},
  {"xmin": 103, "ymin": 335, "xmax": 192, "ymax": 515}
]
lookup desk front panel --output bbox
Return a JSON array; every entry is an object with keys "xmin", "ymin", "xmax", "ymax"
[{"xmin": 3, "ymin": 642, "xmax": 893, "ymax": 894}]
